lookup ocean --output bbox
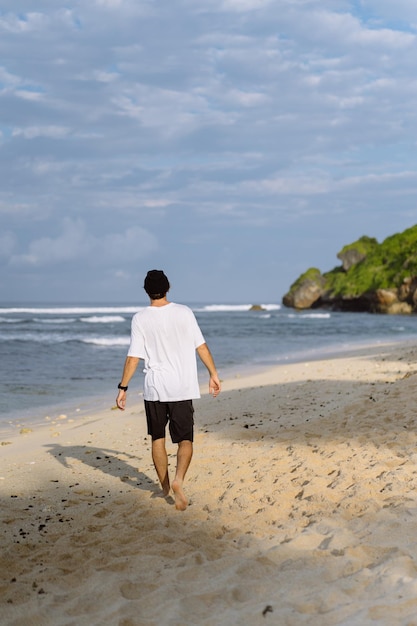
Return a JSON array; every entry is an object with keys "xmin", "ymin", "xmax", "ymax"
[{"xmin": 1, "ymin": 302, "xmax": 417, "ymax": 434}]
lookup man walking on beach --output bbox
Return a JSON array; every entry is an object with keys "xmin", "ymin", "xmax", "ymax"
[{"xmin": 116, "ymin": 270, "xmax": 221, "ymax": 510}]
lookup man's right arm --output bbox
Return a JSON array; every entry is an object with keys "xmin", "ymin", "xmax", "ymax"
[{"xmin": 116, "ymin": 356, "xmax": 140, "ymax": 410}]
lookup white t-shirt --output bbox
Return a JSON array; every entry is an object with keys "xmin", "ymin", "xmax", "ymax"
[{"xmin": 127, "ymin": 302, "xmax": 206, "ymax": 402}]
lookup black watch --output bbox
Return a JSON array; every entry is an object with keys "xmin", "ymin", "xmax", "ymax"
[{"xmin": 118, "ymin": 383, "xmax": 128, "ymax": 391}]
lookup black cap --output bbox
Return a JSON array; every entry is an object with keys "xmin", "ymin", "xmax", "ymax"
[{"xmin": 144, "ymin": 270, "xmax": 170, "ymax": 297}]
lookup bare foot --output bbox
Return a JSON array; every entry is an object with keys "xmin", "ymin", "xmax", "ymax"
[{"xmin": 172, "ymin": 479, "xmax": 188, "ymax": 511}]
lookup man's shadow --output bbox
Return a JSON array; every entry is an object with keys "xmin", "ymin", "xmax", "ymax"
[{"xmin": 44, "ymin": 443, "xmax": 166, "ymax": 498}]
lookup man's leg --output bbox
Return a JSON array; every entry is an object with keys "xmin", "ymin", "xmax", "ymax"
[
  {"xmin": 151, "ymin": 438, "xmax": 170, "ymax": 496},
  {"xmin": 172, "ymin": 440, "xmax": 193, "ymax": 511}
]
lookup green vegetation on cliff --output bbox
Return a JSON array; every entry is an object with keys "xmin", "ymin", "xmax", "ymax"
[
  {"xmin": 324, "ymin": 225, "xmax": 417, "ymax": 298},
  {"xmin": 288, "ymin": 267, "xmax": 325, "ymax": 291},
  {"xmin": 337, "ymin": 235, "xmax": 378, "ymax": 260}
]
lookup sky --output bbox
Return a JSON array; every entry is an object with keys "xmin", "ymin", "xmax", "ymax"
[{"xmin": 1, "ymin": 0, "xmax": 417, "ymax": 304}]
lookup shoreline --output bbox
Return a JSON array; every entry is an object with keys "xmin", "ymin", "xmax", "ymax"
[
  {"xmin": 2, "ymin": 341, "xmax": 417, "ymax": 623},
  {"xmin": 2, "ymin": 336, "xmax": 413, "ymax": 439}
]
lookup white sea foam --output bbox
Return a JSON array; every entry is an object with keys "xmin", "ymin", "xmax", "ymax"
[
  {"xmin": 197, "ymin": 304, "xmax": 281, "ymax": 312},
  {"xmin": 0, "ymin": 317, "xmax": 23, "ymax": 323},
  {"xmin": 0, "ymin": 306, "xmax": 142, "ymax": 315},
  {"xmin": 35, "ymin": 318, "xmax": 76, "ymax": 324},
  {"xmin": 2, "ymin": 304, "xmax": 281, "ymax": 315},
  {"xmin": 80, "ymin": 316, "xmax": 125, "ymax": 324},
  {"xmin": 82, "ymin": 337, "xmax": 130, "ymax": 346},
  {"xmin": 0, "ymin": 332, "xmax": 70, "ymax": 343},
  {"xmin": 0, "ymin": 330, "xmax": 128, "ymax": 345},
  {"xmin": 288, "ymin": 313, "xmax": 331, "ymax": 319}
]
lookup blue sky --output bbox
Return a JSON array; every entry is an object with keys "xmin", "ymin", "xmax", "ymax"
[{"xmin": 1, "ymin": 0, "xmax": 417, "ymax": 304}]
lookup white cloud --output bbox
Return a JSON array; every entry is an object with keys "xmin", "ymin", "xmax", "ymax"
[
  {"xmin": 12, "ymin": 126, "xmax": 71, "ymax": 139},
  {"xmin": 0, "ymin": 66, "xmax": 21, "ymax": 89},
  {"xmin": 92, "ymin": 0, "xmax": 156, "ymax": 17},
  {"xmin": 0, "ymin": 232, "xmax": 16, "ymax": 256},
  {"xmin": 95, "ymin": 0, "xmax": 124, "ymax": 7},
  {"xmin": 142, "ymin": 199, "xmax": 173, "ymax": 208},
  {"xmin": 321, "ymin": 10, "xmax": 415, "ymax": 47},
  {"xmin": 29, "ymin": 159, "xmax": 68, "ymax": 175},
  {"xmin": 9, "ymin": 219, "xmax": 158, "ymax": 268},
  {"xmin": 223, "ymin": 88, "xmax": 268, "ymax": 107},
  {"xmin": 75, "ymin": 69, "xmax": 120, "ymax": 83},
  {"xmin": 245, "ymin": 173, "xmax": 332, "ymax": 196},
  {"xmin": 220, "ymin": 0, "xmax": 274, "ymax": 11},
  {"xmin": 0, "ymin": 12, "xmax": 47, "ymax": 33},
  {"xmin": 10, "ymin": 218, "xmax": 89, "ymax": 267},
  {"xmin": 240, "ymin": 168, "xmax": 417, "ymax": 202},
  {"xmin": 336, "ymin": 170, "xmax": 417, "ymax": 190},
  {"xmin": 112, "ymin": 85, "xmax": 234, "ymax": 137},
  {"xmin": 99, "ymin": 227, "xmax": 158, "ymax": 261},
  {"xmin": 15, "ymin": 89, "xmax": 45, "ymax": 101},
  {"xmin": 362, "ymin": 0, "xmax": 417, "ymax": 25},
  {"xmin": 0, "ymin": 199, "xmax": 33, "ymax": 215}
]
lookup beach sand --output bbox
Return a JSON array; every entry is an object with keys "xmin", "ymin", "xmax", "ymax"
[{"xmin": 2, "ymin": 343, "xmax": 417, "ymax": 625}]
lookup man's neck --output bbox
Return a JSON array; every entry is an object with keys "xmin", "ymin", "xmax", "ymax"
[{"xmin": 150, "ymin": 297, "xmax": 170, "ymax": 307}]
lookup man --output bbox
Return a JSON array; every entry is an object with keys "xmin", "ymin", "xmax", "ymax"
[{"xmin": 116, "ymin": 269, "xmax": 221, "ymax": 511}]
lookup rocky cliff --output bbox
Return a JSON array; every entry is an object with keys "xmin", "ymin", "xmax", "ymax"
[{"xmin": 282, "ymin": 226, "xmax": 417, "ymax": 314}]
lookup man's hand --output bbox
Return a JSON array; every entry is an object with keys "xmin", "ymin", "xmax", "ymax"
[
  {"xmin": 116, "ymin": 390, "xmax": 127, "ymax": 410},
  {"xmin": 209, "ymin": 374, "xmax": 221, "ymax": 398}
]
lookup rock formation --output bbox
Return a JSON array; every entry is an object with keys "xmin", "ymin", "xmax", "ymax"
[
  {"xmin": 282, "ymin": 226, "xmax": 417, "ymax": 314},
  {"xmin": 282, "ymin": 269, "xmax": 326, "ymax": 310}
]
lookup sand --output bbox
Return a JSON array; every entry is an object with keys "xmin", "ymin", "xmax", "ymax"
[{"xmin": 2, "ymin": 343, "xmax": 417, "ymax": 625}]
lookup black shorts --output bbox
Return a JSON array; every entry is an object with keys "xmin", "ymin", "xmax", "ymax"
[{"xmin": 144, "ymin": 399, "xmax": 194, "ymax": 443}]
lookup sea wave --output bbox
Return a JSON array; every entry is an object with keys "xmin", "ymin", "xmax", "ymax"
[
  {"xmin": 80, "ymin": 316, "xmax": 126, "ymax": 324},
  {"xmin": 0, "ymin": 332, "xmax": 70, "ymax": 343},
  {"xmin": 2, "ymin": 303, "xmax": 281, "ymax": 315},
  {"xmin": 82, "ymin": 337, "xmax": 130, "ymax": 346},
  {"xmin": 35, "ymin": 318, "xmax": 77, "ymax": 324},
  {"xmin": 0, "ymin": 306, "xmax": 142, "ymax": 315},
  {"xmin": 195, "ymin": 304, "xmax": 281, "ymax": 312},
  {"xmin": 0, "ymin": 332, "xmax": 130, "ymax": 346},
  {"xmin": 0, "ymin": 317, "xmax": 26, "ymax": 323},
  {"xmin": 288, "ymin": 313, "xmax": 331, "ymax": 319}
]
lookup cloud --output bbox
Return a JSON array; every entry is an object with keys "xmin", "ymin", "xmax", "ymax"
[
  {"xmin": 93, "ymin": 0, "xmax": 154, "ymax": 14},
  {"xmin": 0, "ymin": 65, "xmax": 22, "ymax": 89},
  {"xmin": 361, "ymin": 0, "xmax": 417, "ymax": 25},
  {"xmin": 0, "ymin": 12, "xmax": 47, "ymax": 34},
  {"xmin": 12, "ymin": 126, "xmax": 71, "ymax": 139},
  {"xmin": 220, "ymin": 0, "xmax": 275, "ymax": 11},
  {"xmin": 99, "ymin": 226, "xmax": 159, "ymax": 262},
  {"xmin": 0, "ymin": 231, "xmax": 16, "ymax": 257},
  {"xmin": 1, "ymin": 1, "xmax": 417, "ymax": 301},
  {"xmin": 9, "ymin": 219, "xmax": 158, "ymax": 268},
  {"xmin": 304, "ymin": 10, "xmax": 416, "ymax": 49},
  {"xmin": 0, "ymin": 198, "xmax": 34, "ymax": 216}
]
